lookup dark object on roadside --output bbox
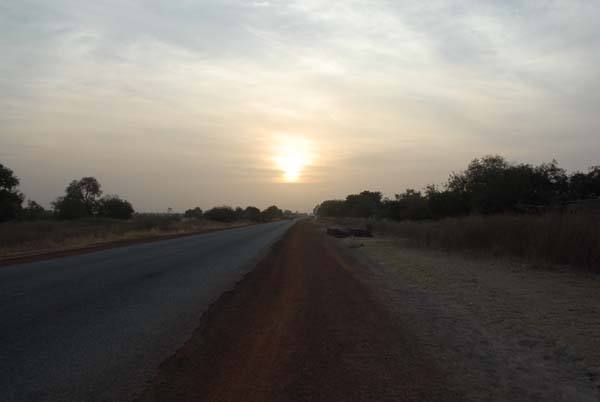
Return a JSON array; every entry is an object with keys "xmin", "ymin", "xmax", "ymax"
[{"xmin": 326, "ymin": 225, "xmax": 373, "ymax": 238}]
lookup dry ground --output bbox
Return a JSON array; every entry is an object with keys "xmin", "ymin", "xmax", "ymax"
[{"xmin": 341, "ymin": 235, "xmax": 600, "ymax": 401}]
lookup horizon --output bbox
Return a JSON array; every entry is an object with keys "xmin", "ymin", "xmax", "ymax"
[{"xmin": 2, "ymin": 1, "xmax": 600, "ymax": 212}]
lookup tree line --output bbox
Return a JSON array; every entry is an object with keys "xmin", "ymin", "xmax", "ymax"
[
  {"xmin": 0, "ymin": 164, "xmax": 134, "ymax": 222},
  {"xmin": 314, "ymin": 155, "xmax": 600, "ymax": 220},
  {"xmin": 0, "ymin": 163, "xmax": 292, "ymax": 223},
  {"xmin": 185, "ymin": 205, "xmax": 296, "ymax": 223}
]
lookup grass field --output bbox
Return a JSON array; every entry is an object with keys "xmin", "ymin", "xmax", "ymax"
[
  {"xmin": 326, "ymin": 213, "xmax": 600, "ymax": 272},
  {"xmin": 0, "ymin": 215, "xmax": 252, "ymax": 258}
]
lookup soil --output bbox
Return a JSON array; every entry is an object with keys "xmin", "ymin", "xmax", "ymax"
[{"xmin": 134, "ymin": 221, "xmax": 463, "ymax": 402}]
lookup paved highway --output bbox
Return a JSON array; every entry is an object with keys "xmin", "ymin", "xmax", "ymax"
[{"xmin": 0, "ymin": 220, "xmax": 294, "ymax": 402}]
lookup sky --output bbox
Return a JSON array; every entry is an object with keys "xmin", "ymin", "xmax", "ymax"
[{"xmin": 1, "ymin": 0, "xmax": 599, "ymax": 212}]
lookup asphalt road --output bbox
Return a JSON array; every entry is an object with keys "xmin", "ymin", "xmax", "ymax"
[{"xmin": 0, "ymin": 220, "xmax": 294, "ymax": 402}]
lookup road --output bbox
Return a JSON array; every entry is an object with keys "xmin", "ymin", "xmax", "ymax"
[
  {"xmin": 137, "ymin": 220, "xmax": 461, "ymax": 402},
  {"xmin": 0, "ymin": 220, "xmax": 294, "ymax": 402}
]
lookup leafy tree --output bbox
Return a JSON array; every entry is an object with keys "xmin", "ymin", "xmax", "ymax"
[
  {"xmin": 66, "ymin": 177, "xmax": 102, "ymax": 215},
  {"xmin": 242, "ymin": 206, "xmax": 262, "ymax": 222},
  {"xmin": 98, "ymin": 196, "xmax": 134, "ymax": 219},
  {"xmin": 21, "ymin": 200, "xmax": 51, "ymax": 220},
  {"xmin": 314, "ymin": 200, "xmax": 347, "ymax": 217},
  {"xmin": 52, "ymin": 196, "xmax": 89, "ymax": 220},
  {"xmin": 425, "ymin": 185, "xmax": 470, "ymax": 218},
  {"xmin": 345, "ymin": 191, "xmax": 382, "ymax": 218},
  {"xmin": 568, "ymin": 166, "xmax": 600, "ymax": 200},
  {"xmin": 261, "ymin": 205, "xmax": 283, "ymax": 221},
  {"xmin": 0, "ymin": 163, "xmax": 24, "ymax": 222},
  {"xmin": 204, "ymin": 206, "xmax": 237, "ymax": 222},
  {"xmin": 234, "ymin": 207, "xmax": 244, "ymax": 220},
  {"xmin": 383, "ymin": 189, "xmax": 430, "ymax": 220},
  {"xmin": 54, "ymin": 177, "xmax": 103, "ymax": 219},
  {"xmin": 184, "ymin": 207, "xmax": 203, "ymax": 219}
]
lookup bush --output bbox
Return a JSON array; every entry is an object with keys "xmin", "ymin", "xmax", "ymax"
[
  {"xmin": 184, "ymin": 207, "xmax": 203, "ymax": 219},
  {"xmin": 261, "ymin": 205, "xmax": 283, "ymax": 221},
  {"xmin": 242, "ymin": 206, "xmax": 262, "ymax": 222},
  {"xmin": 53, "ymin": 196, "xmax": 89, "ymax": 220},
  {"xmin": 98, "ymin": 196, "xmax": 134, "ymax": 219},
  {"xmin": 20, "ymin": 200, "xmax": 52, "ymax": 221},
  {"xmin": 204, "ymin": 206, "xmax": 237, "ymax": 222}
]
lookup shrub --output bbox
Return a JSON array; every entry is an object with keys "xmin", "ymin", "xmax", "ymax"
[
  {"xmin": 98, "ymin": 196, "xmax": 134, "ymax": 219},
  {"xmin": 204, "ymin": 206, "xmax": 237, "ymax": 222}
]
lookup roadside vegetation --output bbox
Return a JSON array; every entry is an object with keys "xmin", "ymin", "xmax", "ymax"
[
  {"xmin": 315, "ymin": 155, "xmax": 600, "ymax": 271},
  {"xmin": 0, "ymin": 163, "xmax": 298, "ymax": 258}
]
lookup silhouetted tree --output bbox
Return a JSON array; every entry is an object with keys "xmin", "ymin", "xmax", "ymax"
[
  {"xmin": 20, "ymin": 200, "xmax": 51, "ymax": 220},
  {"xmin": 425, "ymin": 185, "xmax": 470, "ymax": 218},
  {"xmin": 345, "ymin": 191, "xmax": 382, "ymax": 218},
  {"xmin": 54, "ymin": 177, "xmax": 103, "ymax": 219},
  {"xmin": 184, "ymin": 207, "xmax": 203, "ymax": 219},
  {"xmin": 234, "ymin": 207, "xmax": 244, "ymax": 220},
  {"xmin": 242, "ymin": 206, "xmax": 262, "ymax": 222},
  {"xmin": 314, "ymin": 200, "xmax": 347, "ymax": 217},
  {"xmin": 0, "ymin": 163, "xmax": 24, "ymax": 221},
  {"xmin": 568, "ymin": 166, "xmax": 600, "ymax": 200},
  {"xmin": 98, "ymin": 196, "xmax": 134, "ymax": 219},
  {"xmin": 383, "ymin": 189, "xmax": 430, "ymax": 220},
  {"xmin": 261, "ymin": 205, "xmax": 283, "ymax": 221},
  {"xmin": 204, "ymin": 206, "xmax": 237, "ymax": 222}
]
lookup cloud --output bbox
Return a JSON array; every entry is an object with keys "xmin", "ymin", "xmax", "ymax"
[{"xmin": 1, "ymin": 0, "xmax": 599, "ymax": 211}]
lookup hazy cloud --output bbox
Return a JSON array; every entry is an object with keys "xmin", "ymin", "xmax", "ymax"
[{"xmin": 1, "ymin": 0, "xmax": 599, "ymax": 211}]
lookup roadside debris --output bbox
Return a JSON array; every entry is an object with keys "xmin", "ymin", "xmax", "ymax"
[{"xmin": 326, "ymin": 224, "xmax": 373, "ymax": 238}]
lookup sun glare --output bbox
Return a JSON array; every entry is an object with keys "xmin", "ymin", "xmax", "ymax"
[{"xmin": 273, "ymin": 137, "xmax": 312, "ymax": 183}]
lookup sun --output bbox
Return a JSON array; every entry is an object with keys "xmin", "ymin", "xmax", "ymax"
[{"xmin": 273, "ymin": 137, "xmax": 311, "ymax": 183}]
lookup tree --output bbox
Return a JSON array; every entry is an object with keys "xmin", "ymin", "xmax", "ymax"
[
  {"xmin": 568, "ymin": 166, "xmax": 600, "ymax": 200},
  {"xmin": 21, "ymin": 200, "xmax": 51, "ymax": 220},
  {"xmin": 234, "ymin": 207, "xmax": 244, "ymax": 220},
  {"xmin": 242, "ymin": 206, "xmax": 262, "ymax": 222},
  {"xmin": 53, "ymin": 177, "xmax": 103, "ymax": 219},
  {"xmin": 425, "ymin": 185, "xmax": 469, "ymax": 218},
  {"xmin": 98, "ymin": 196, "xmax": 134, "ymax": 219},
  {"xmin": 0, "ymin": 163, "xmax": 24, "ymax": 222},
  {"xmin": 66, "ymin": 177, "xmax": 102, "ymax": 215},
  {"xmin": 52, "ymin": 196, "xmax": 89, "ymax": 220},
  {"xmin": 204, "ymin": 206, "xmax": 237, "ymax": 222},
  {"xmin": 383, "ymin": 189, "xmax": 430, "ymax": 221},
  {"xmin": 261, "ymin": 205, "xmax": 283, "ymax": 221},
  {"xmin": 184, "ymin": 207, "xmax": 203, "ymax": 219},
  {"xmin": 314, "ymin": 200, "xmax": 347, "ymax": 217},
  {"xmin": 345, "ymin": 191, "xmax": 382, "ymax": 218}
]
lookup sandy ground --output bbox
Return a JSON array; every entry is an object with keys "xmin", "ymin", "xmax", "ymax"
[
  {"xmin": 342, "ymin": 235, "xmax": 600, "ymax": 401},
  {"xmin": 135, "ymin": 221, "xmax": 462, "ymax": 402}
]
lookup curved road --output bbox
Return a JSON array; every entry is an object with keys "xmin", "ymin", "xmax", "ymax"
[{"xmin": 0, "ymin": 220, "xmax": 294, "ymax": 402}]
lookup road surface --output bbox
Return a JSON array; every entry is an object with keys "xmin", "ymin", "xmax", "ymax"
[
  {"xmin": 137, "ymin": 220, "xmax": 461, "ymax": 402},
  {"xmin": 0, "ymin": 220, "xmax": 294, "ymax": 402}
]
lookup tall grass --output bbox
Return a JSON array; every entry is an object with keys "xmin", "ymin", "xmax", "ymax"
[
  {"xmin": 331, "ymin": 214, "xmax": 600, "ymax": 272},
  {"xmin": 0, "ymin": 215, "xmax": 250, "ymax": 257}
]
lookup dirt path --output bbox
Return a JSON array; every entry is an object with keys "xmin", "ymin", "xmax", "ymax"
[{"xmin": 135, "ymin": 221, "xmax": 462, "ymax": 402}]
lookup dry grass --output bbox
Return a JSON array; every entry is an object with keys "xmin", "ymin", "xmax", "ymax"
[
  {"xmin": 347, "ymin": 237, "xmax": 600, "ymax": 400},
  {"xmin": 325, "ymin": 213, "xmax": 600, "ymax": 272},
  {"xmin": 0, "ymin": 215, "xmax": 252, "ymax": 258}
]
